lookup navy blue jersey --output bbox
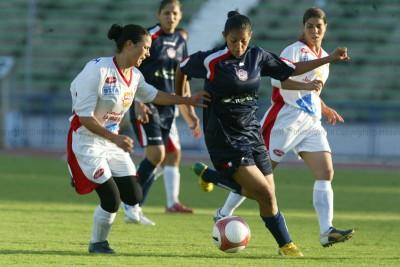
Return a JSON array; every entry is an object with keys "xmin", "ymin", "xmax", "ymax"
[
  {"xmin": 180, "ymin": 45, "xmax": 295, "ymax": 154},
  {"xmin": 138, "ymin": 24, "xmax": 188, "ymax": 129}
]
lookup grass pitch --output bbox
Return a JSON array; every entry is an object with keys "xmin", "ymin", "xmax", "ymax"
[{"xmin": 0, "ymin": 155, "xmax": 399, "ymax": 266}]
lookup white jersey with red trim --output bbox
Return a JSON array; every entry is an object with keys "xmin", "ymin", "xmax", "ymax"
[
  {"xmin": 70, "ymin": 57, "xmax": 158, "ymax": 135},
  {"xmin": 271, "ymin": 41, "xmax": 329, "ymax": 119}
]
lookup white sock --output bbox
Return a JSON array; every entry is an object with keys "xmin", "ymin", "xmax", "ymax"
[
  {"xmin": 220, "ymin": 192, "xmax": 246, "ymax": 216},
  {"xmin": 163, "ymin": 166, "xmax": 180, "ymax": 208},
  {"xmin": 313, "ymin": 180, "xmax": 334, "ymax": 234},
  {"xmin": 90, "ymin": 206, "xmax": 117, "ymax": 243}
]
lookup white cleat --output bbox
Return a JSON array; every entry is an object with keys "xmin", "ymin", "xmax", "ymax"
[{"xmin": 123, "ymin": 204, "xmax": 155, "ymax": 226}]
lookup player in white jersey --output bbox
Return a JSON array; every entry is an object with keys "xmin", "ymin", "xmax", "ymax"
[
  {"xmin": 206, "ymin": 8, "xmax": 354, "ymax": 247},
  {"xmin": 67, "ymin": 24, "xmax": 208, "ymax": 254}
]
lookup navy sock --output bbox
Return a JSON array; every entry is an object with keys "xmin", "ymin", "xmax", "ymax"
[
  {"xmin": 140, "ymin": 173, "xmax": 155, "ymax": 205},
  {"xmin": 261, "ymin": 211, "xmax": 292, "ymax": 247},
  {"xmin": 203, "ymin": 168, "xmax": 241, "ymax": 194},
  {"xmin": 137, "ymin": 158, "xmax": 156, "ymax": 205}
]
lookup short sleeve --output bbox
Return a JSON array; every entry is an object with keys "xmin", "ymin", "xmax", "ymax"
[
  {"xmin": 72, "ymin": 61, "xmax": 101, "ymax": 117},
  {"xmin": 260, "ymin": 48, "xmax": 295, "ymax": 81},
  {"xmin": 135, "ymin": 70, "xmax": 158, "ymax": 103},
  {"xmin": 179, "ymin": 51, "xmax": 207, "ymax": 79}
]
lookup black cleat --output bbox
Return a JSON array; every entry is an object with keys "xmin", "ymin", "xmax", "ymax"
[
  {"xmin": 320, "ymin": 227, "xmax": 355, "ymax": 247},
  {"xmin": 88, "ymin": 240, "xmax": 115, "ymax": 254}
]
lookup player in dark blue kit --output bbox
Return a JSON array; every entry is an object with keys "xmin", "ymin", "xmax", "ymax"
[
  {"xmin": 176, "ymin": 11, "xmax": 349, "ymax": 256},
  {"xmin": 123, "ymin": 0, "xmax": 200, "ymax": 225}
]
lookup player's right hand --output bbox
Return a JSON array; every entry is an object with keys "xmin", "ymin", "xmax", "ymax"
[
  {"xmin": 306, "ymin": 79, "xmax": 324, "ymax": 92},
  {"xmin": 187, "ymin": 90, "xmax": 211, "ymax": 108},
  {"xmin": 111, "ymin": 134, "xmax": 134, "ymax": 153}
]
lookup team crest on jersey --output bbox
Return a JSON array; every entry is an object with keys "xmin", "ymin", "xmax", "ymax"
[
  {"xmin": 166, "ymin": 47, "xmax": 176, "ymax": 59},
  {"xmin": 105, "ymin": 76, "xmax": 117, "ymax": 84},
  {"xmin": 122, "ymin": 91, "xmax": 133, "ymax": 108},
  {"xmin": 236, "ymin": 69, "xmax": 248, "ymax": 81}
]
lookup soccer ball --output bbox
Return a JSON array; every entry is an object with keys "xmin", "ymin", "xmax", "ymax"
[{"xmin": 212, "ymin": 216, "xmax": 251, "ymax": 253}]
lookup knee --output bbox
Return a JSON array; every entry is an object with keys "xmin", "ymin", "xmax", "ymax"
[
  {"xmin": 101, "ymin": 195, "xmax": 121, "ymax": 213},
  {"xmin": 252, "ymin": 185, "xmax": 276, "ymax": 207},
  {"xmin": 119, "ymin": 176, "xmax": 143, "ymax": 206},
  {"xmin": 146, "ymin": 147, "xmax": 165, "ymax": 165},
  {"xmin": 320, "ymin": 168, "xmax": 334, "ymax": 181}
]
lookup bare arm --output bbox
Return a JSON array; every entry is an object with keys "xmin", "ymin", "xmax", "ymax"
[
  {"xmin": 292, "ymin": 47, "xmax": 349, "ymax": 76},
  {"xmin": 178, "ymin": 81, "xmax": 202, "ymax": 138},
  {"xmin": 175, "ymin": 67, "xmax": 187, "ymax": 96},
  {"xmin": 79, "ymin": 116, "xmax": 134, "ymax": 152},
  {"xmin": 281, "ymin": 78, "xmax": 323, "ymax": 91}
]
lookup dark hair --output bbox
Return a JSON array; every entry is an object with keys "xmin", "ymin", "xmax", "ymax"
[
  {"xmin": 303, "ymin": 7, "xmax": 327, "ymax": 25},
  {"xmin": 223, "ymin": 10, "xmax": 252, "ymax": 34},
  {"xmin": 159, "ymin": 0, "xmax": 182, "ymax": 13},
  {"xmin": 107, "ymin": 24, "xmax": 149, "ymax": 52}
]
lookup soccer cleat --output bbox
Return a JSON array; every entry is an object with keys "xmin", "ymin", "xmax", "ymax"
[
  {"xmin": 193, "ymin": 162, "xmax": 214, "ymax": 192},
  {"xmin": 123, "ymin": 204, "xmax": 156, "ymax": 226},
  {"xmin": 213, "ymin": 208, "xmax": 228, "ymax": 222},
  {"xmin": 278, "ymin": 242, "xmax": 304, "ymax": 257},
  {"xmin": 165, "ymin": 202, "xmax": 194, "ymax": 213},
  {"xmin": 88, "ymin": 240, "xmax": 115, "ymax": 254},
  {"xmin": 320, "ymin": 227, "xmax": 354, "ymax": 247}
]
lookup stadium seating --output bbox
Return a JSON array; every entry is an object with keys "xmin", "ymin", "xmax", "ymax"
[
  {"xmin": 0, "ymin": 0, "xmax": 202, "ymax": 114},
  {"xmin": 0, "ymin": 0, "xmax": 398, "ymax": 121},
  {"xmin": 251, "ymin": 0, "xmax": 400, "ymax": 121}
]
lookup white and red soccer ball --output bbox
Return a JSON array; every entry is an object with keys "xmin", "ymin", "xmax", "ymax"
[{"xmin": 212, "ymin": 216, "xmax": 251, "ymax": 253}]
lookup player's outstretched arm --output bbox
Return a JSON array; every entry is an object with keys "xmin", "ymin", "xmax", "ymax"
[
  {"xmin": 292, "ymin": 47, "xmax": 349, "ymax": 76},
  {"xmin": 280, "ymin": 78, "xmax": 323, "ymax": 92},
  {"xmin": 152, "ymin": 90, "xmax": 210, "ymax": 108}
]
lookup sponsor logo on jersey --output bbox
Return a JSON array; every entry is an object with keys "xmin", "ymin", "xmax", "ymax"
[
  {"xmin": 94, "ymin": 168, "xmax": 104, "ymax": 179},
  {"xmin": 103, "ymin": 111, "xmax": 123, "ymax": 122},
  {"xmin": 273, "ymin": 149, "xmax": 285, "ymax": 157},
  {"xmin": 236, "ymin": 69, "xmax": 248, "ymax": 81},
  {"xmin": 105, "ymin": 76, "xmax": 117, "ymax": 84},
  {"xmin": 103, "ymin": 86, "xmax": 120, "ymax": 96},
  {"xmin": 166, "ymin": 47, "xmax": 176, "ymax": 59}
]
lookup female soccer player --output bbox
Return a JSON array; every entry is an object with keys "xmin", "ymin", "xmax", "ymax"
[
  {"xmin": 123, "ymin": 0, "xmax": 200, "ymax": 225},
  {"xmin": 209, "ymin": 7, "xmax": 354, "ymax": 247},
  {"xmin": 177, "ymin": 10, "xmax": 349, "ymax": 256},
  {"xmin": 67, "ymin": 23, "xmax": 207, "ymax": 254}
]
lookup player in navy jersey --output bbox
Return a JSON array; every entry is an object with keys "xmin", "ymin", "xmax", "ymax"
[
  {"xmin": 204, "ymin": 7, "xmax": 354, "ymax": 248},
  {"xmin": 123, "ymin": 0, "xmax": 201, "ymax": 225},
  {"xmin": 67, "ymin": 24, "xmax": 208, "ymax": 254},
  {"xmin": 176, "ymin": 11, "xmax": 349, "ymax": 256}
]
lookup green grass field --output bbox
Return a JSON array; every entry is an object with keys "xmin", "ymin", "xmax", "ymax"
[{"xmin": 0, "ymin": 155, "xmax": 399, "ymax": 267}]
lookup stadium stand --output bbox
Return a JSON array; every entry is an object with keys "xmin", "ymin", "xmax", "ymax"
[
  {"xmin": 0, "ymin": 0, "xmax": 398, "ymax": 121},
  {"xmin": 0, "ymin": 0, "xmax": 203, "ymax": 114}
]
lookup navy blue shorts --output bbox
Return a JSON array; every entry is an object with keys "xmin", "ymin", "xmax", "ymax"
[
  {"xmin": 130, "ymin": 104, "xmax": 170, "ymax": 147},
  {"xmin": 209, "ymin": 142, "xmax": 273, "ymax": 181}
]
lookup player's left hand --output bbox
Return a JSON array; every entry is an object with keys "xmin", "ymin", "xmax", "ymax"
[
  {"xmin": 135, "ymin": 102, "xmax": 152, "ymax": 124},
  {"xmin": 330, "ymin": 47, "xmax": 350, "ymax": 62},
  {"xmin": 322, "ymin": 106, "xmax": 344, "ymax": 125}
]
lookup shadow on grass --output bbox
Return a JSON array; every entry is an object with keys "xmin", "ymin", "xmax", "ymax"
[{"xmin": 2, "ymin": 249, "xmax": 398, "ymax": 262}]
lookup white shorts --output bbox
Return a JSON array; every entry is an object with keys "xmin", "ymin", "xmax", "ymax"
[
  {"xmin": 69, "ymin": 131, "xmax": 136, "ymax": 185},
  {"xmin": 166, "ymin": 119, "xmax": 181, "ymax": 153},
  {"xmin": 261, "ymin": 104, "xmax": 331, "ymax": 162}
]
